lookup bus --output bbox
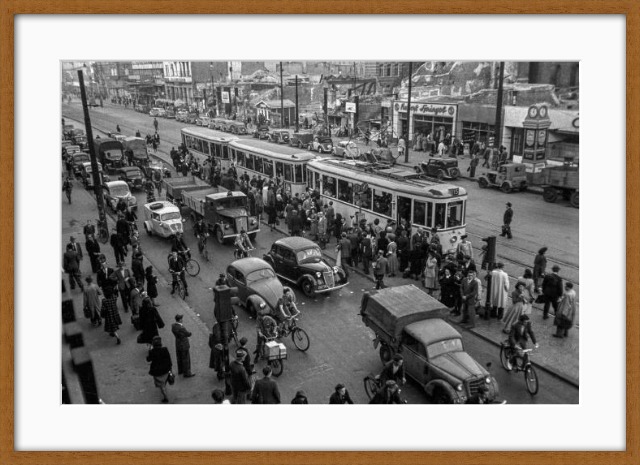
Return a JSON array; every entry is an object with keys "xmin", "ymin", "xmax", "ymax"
[
  {"xmin": 180, "ymin": 126, "xmax": 239, "ymax": 170},
  {"xmin": 229, "ymin": 139, "xmax": 317, "ymax": 198},
  {"xmin": 306, "ymin": 158, "xmax": 467, "ymax": 254},
  {"xmin": 122, "ymin": 136, "xmax": 149, "ymax": 165}
]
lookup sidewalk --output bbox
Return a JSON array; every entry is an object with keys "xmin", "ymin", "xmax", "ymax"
[{"xmin": 62, "ymin": 184, "xmax": 222, "ymax": 404}]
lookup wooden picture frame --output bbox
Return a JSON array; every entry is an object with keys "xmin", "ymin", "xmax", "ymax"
[{"xmin": 1, "ymin": 2, "xmax": 637, "ymax": 464}]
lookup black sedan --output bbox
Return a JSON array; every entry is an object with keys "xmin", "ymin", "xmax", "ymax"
[{"xmin": 117, "ymin": 166, "xmax": 144, "ymax": 190}]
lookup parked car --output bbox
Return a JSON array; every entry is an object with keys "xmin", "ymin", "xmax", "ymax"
[
  {"xmin": 226, "ymin": 257, "xmax": 284, "ymax": 318},
  {"xmin": 72, "ymin": 134, "xmax": 88, "ymax": 150},
  {"xmin": 70, "ymin": 152, "xmax": 90, "ymax": 175},
  {"xmin": 186, "ymin": 113, "xmax": 199, "ymax": 124},
  {"xmin": 477, "ymin": 163, "xmax": 528, "ymax": 193},
  {"xmin": 229, "ymin": 121, "xmax": 248, "ymax": 135},
  {"xmin": 140, "ymin": 160, "xmax": 172, "ymax": 181},
  {"xmin": 80, "ymin": 161, "xmax": 108, "ymax": 189},
  {"xmin": 252, "ymin": 124, "xmax": 270, "ymax": 140},
  {"xmin": 309, "ymin": 136, "xmax": 333, "ymax": 153},
  {"xmin": 142, "ymin": 201, "xmax": 184, "ymax": 238},
  {"xmin": 175, "ymin": 110, "xmax": 189, "ymax": 122},
  {"xmin": 361, "ymin": 285, "xmax": 500, "ymax": 404},
  {"xmin": 107, "ymin": 132, "xmax": 127, "ymax": 142},
  {"xmin": 415, "ymin": 158, "xmax": 461, "ymax": 181},
  {"xmin": 263, "ymin": 237, "xmax": 348, "ymax": 297},
  {"xmin": 289, "ymin": 131, "xmax": 314, "ymax": 149},
  {"xmin": 149, "ymin": 107, "xmax": 166, "ymax": 117},
  {"xmin": 195, "ymin": 115, "xmax": 211, "ymax": 127},
  {"xmin": 332, "ymin": 140, "xmax": 359, "ymax": 158},
  {"xmin": 164, "ymin": 109, "xmax": 175, "ymax": 119},
  {"xmin": 63, "ymin": 144, "xmax": 82, "ymax": 158},
  {"xmin": 117, "ymin": 166, "xmax": 145, "ymax": 191},
  {"xmin": 269, "ymin": 130, "xmax": 290, "ymax": 144},
  {"xmin": 103, "ymin": 180, "xmax": 138, "ymax": 212}
]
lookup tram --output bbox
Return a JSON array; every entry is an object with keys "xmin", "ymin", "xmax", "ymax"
[
  {"xmin": 306, "ymin": 158, "xmax": 467, "ymax": 254},
  {"xmin": 180, "ymin": 127, "xmax": 238, "ymax": 170},
  {"xmin": 228, "ymin": 139, "xmax": 316, "ymax": 198}
]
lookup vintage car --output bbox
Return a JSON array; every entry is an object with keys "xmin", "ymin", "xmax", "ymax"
[
  {"xmin": 289, "ymin": 131, "xmax": 314, "ymax": 149},
  {"xmin": 478, "ymin": 163, "xmax": 528, "ymax": 193},
  {"xmin": 185, "ymin": 113, "xmax": 199, "ymax": 124},
  {"xmin": 72, "ymin": 134, "xmax": 89, "ymax": 150},
  {"xmin": 103, "ymin": 180, "xmax": 138, "ymax": 212},
  {"xmin": 70, "ymin": 152, "xmax": 91, "ymax": 175},
  {"xmin": 80, "ymin": 161, "xmax": 107, "ymax": 189},
  {"xmin": 117, "ymin": 166, "xmax": 145, "ymax": 190},
  {"xmin": 164, "ymin": 109, "xmax": 175, "ymax": 119},
  {"xmin": 175, "ymin": 110, "xmax": 189, "ymax": 122},
  {"xmin": 142, "ymin": 201, "xmax": 184, "ymax": 238},
  {"xmin": 195, "ymin": 115, "xmax": 211, "ymax": 127},
  {"xmin": 361, "ymin": 285, "xmax": 500, "ymax": 404},
  {"xmin": 229, "ymin": 121, "xmax": 248, "ymax": 135},
  {"xmin": 226, "ymin": 257, "xmax": 284, "ymax": 318},
  {"xmin": 149, "ymin": 107, "xmax": 166, "ymax": 117},
  {"xmin": 263, "ymin": 237, "xmax": 348, "ymax": 297},
  {"xmin": 309, "ymin": 136, "xmax": 333, "ymax": 153},
  {"xmin": 252, "ymin": 124, "xmax": 270, "ymax": 140},
  {"xmin": 63, "ymin": 124, "xmax": 75, "ymax": 140},
  {"xmin": 64, "ymin": 144, "xmax": 82, "ymax": 158},
  {"xmin": 332, "ymin": 140, "xmax": 360, "ymax": 158},
  {"xmin": 415, "ymin": 158, "xmax": 461, "ymax": 181},
  {"xmin": 140, "ymin": 160, "xmax": 172, "ymax": 181},
  {"xmin": 269, "ymin": 130, "xmax": 290, "ymax": 144}
]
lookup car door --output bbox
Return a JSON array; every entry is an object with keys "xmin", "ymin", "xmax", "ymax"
[
  {"xmin": 400, "ymin": 332, "xmax": 430, "ymax": 385},
  {"xmin": 281, "ymin": 248, "xmax": 298, "ymax": 282},
  {"xmin": 269, "ymin": 245, "xmax": 284, "ymax": 275},
  {"xmin": 151, "ymin": 212, "xmax": 161, "ymax": 234},
  {"xmin": 103, "ymin": 185, "xmax": 113, "ymax": 208}
]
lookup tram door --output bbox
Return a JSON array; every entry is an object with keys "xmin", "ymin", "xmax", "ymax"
[{"xmin": 397, "ymin": 196, "xmax": 412, "ymax": 226}]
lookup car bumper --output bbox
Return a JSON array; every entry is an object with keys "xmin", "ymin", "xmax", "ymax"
[{"xmin": 313, "ymin": 281, "xmax": 348, "ymax": 294}]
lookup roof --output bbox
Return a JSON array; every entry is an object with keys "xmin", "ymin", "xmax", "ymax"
[
  {"xmin": 275, "ymin": 237, "xmax": 318, "ymax": 251},
  {"xmin": 207, "ymin": 191, "xmax": 247, "ymax": 200},
  {"xmin": 181, "ymin": 126, "xmax": 239, "ymax": 142},
  {"xmin": 229, "ymin": 139, "xmax": 316, "ymax": 161},
  {"xmin": 404, "ymin": 318, "xmax": 461, "ymax": 345},
  {"xmin": 104, "ymin": 180, "xmax": 129, "ymax": 188},
  {"xmin": 144, "ymin": 201, "xmax": 181, "ymax": 215},
  {"xmin": 255, "ymin": 99, "xmax": 296, "ymax": 109},
  {"xmin": 230, "ymin": 257, "xmax": 273, "ymax": 273}
]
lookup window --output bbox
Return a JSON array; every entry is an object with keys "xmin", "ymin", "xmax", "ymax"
[
  {"xmin": 373, "ymin": 189, "xmax": 392, "ymax": 217},
  {"xmin": 447, "ymin": 200, "xmax": 464, "ymax": 228},
  {"xmin": 246, "ymin": 153, "xmax": 254, "ymax": 171},
  {"xmin": 322, "ymin": 175, "xmax": 336, "ymax": 198},
  {"xmin": 402, "ymin": 333, "xmax": 427, "ymax": 357},
  {"xmin": 196, "ymin": 139, "xmax": 203, "ymax": 153},
  {"xmin": 435, "ymin": 203, "xmax": 446, "ymax": 229},
  {"xmin": 284, "ymin": 163, "xmax": 293, "ymax": 182},
  {"xmin": 222, "ymin": 145, "xmax": 229, "ymax": 159},
  {"xmin": 413, "ymin": 200, "xmax": 426, "ymax": 226},
  {"xmin": 213, "ymin": 143, "xmax": 221, "ymax": 158},
  {"xmin": 235, "ymin": 150, "xmax": 245, "ymax": 167},
  {"xmin": 281, "ymin": 249, "xmax": 296, "ymax": 263},
  {"xmin": 338, "ymin": 179, "xmax": 353, "ymax": 204},
  {"xmin": 276, "ymin": 162, "xmax": 284, "ymax": 179},
  {"xmin": 427, "ymin": 338, "xmax": 463, "ymax": 358},
  {"xmin": 510, "ymin": 127, "xmax": 524, "ymax": 155},
  {"xmin": 295, "ymin": 164, "xmax": 303, "ymax": 183},
  {"xmin": 203, "ymin": 141, "xmax": 210, "ymax": 155},
  {"xmin": 254, "ymin": 155, "xmax": 263, "ymax": 174},
  {"xmin": 263, "ymin": 160, "xmax": 274, "ymax": 178},
  {"xmin": 359, "ymin": 187, "xmax": 372, "ymax": 210}
]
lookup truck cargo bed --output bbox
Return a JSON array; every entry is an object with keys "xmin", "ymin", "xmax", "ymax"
[
  {"xmin": 182, "ymin": 186, "xmax": 228, "ymax": 216},
  {"xmin": 163, "ymin": 176, "xmax": 210, "ymax": 202}
]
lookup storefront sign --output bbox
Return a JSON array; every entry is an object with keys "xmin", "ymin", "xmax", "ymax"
[
  {"xmin": 221, "ymin": 92, "xmax": 230, "ymax": 103},
  {"xmin": 164, "ymin": 76, "xmax": 192, "ymax": 83},
  {"xmin": 537, "ymin": 129, "xmax": 547, "ymax": 147},
  {"xmin": 394, "ymin": 102, "xmax": 456, "ymax": 117},
  {"xmin": 525, "ymin": 129, "xmax": 535, "ymax": 147},
  {"xmin": 345, "ymin": 102, "xmax": 356, "ymax": 113}
]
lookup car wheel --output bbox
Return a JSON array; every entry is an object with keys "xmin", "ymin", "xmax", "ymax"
[
  {"xmin": 501, "ymin": 183, "xmax": 512, "ymax": 194},
  {"xmin": 301, "ymin": 278, "xmax": 315, "ymax": 298},
  {"xmin": 478, "ymin": 178, "xmax": 488, "ymax": 188},
  {"xmin": 247, "ymin": 302, "xmax": 257, "ymax": 319},
  {"xmin": 570, "ymin": 191, "xmax": 579, "ymax": 208},
  {"xmin": 317, "ymin": 146, "xmax": 322, "ymax": 153},
  {"xmin": 379, "ymin": 344, "xmax": 392, "ymax": 364},
  {"xmin": 433, "ymin": 387, "xmax": 454, "ymax": 404},
  {"xmin": 543, "ymin": 187, "xmax": 558, "ymax": 203},
  {"xmin": 144, "ymin": 223, "xmax": 152, "ymax": 236}
]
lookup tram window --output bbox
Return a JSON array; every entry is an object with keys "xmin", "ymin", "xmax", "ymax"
[
  {"xmin": 295, "ymin": 164, "xmax": 303, "ymax": 183},
  {"xmin": 222, "ymin": 145, "xmax": 229, "ymax": 159},
  {"xmin": 373, "ymin": 189, "xmax": 392, "ymax": 217},
  {"xmin": 246, "ymin": 153, "xmax": 254, "ymax": 171},
  {"xmin": 213, "ymin": 144, "xmax": 221, "ymax": 158},
  {"xmin": 338, "ymin": 179, "xmax": 353, "ymax": 203},
  {"xmin": 203, "ymin": 142, "xmax": 210, "ymax": 156},
  {"xmin": 447, "ymin": 200, "xmax": 464, "ymax": 227},
  {"xmin": 360, "ymin": 187, "xmax": 372, "ymax": 210},
  {"xmin": 236, "ymin": 150, "xmax": 245, "ymax": 167},
  {"xmin": 302, "ymin": 165, "xmax": 307, "ymax": 183},
  {"xmin": 254, "ymin": 156, "xmax": 263, "ymax": 174},
  {"xmin": 284, "ymin": 163, "xmax": 293, "ymax": 182},
  {"xmin": 426, "ymin": 202, "xmax": 433, "ymax": 228},
  {"xmin": 435, "ymin": 203, "xmax": 446, "ymax": 229},
  {"xmin": 181, "ymin": 134, "xmax": 186, "ymax": 146},
  {"xmin": 322, "ymin": 175, "xmax": 336, "ymax": 198},
  {"xmin": 263, "ymin": 160, "xmax": 274, "ymax": 178},
  {"xmin": 276, "ymin": 162, "xmax": 284, "ymax": 179},
  {"xmin": 413, "ymin": 201, "xmax": 426, "ymax": 226}
]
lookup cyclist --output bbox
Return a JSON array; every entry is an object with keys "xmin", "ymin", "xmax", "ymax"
[
  {"xmin": 171, "ymin": 232, "xmax": 191, "ymax": 259},
  {"xmin": 380, "ymin": 354, "xmax": 406, "ymax": 386},
  {"xmin": 508, "ymin": 314, "xmax": 538, "ymax": 370},
  {"xmin": 194, "ymin": 217, "xmax": 208, "ymax": 253},
  {"xmin": 168, "ymin": 251, "xmax": 189, "ymax": 297},
  {"xmin": 125, "ymin": 207, "xmax": 138, "ymax": 233},
  {"xmin": 253, "ymin": 312, "xmax": 278, "ymax": 364},
  {"xmin": 116, "ymin": 197, "xmax": 128, "ymax": 215},
  {"xmin": 234, "ymin": 229, "xmax": 253, "ymax": 258},
  {"xmin": 369, "ymin": 380, "xmax": 404, "ymax": 404},
  {"xmin": 282, "ymin": 287, "xmax": 300, "ymax": 319},
  {"xmin": 63, "ymin": 176, "xmax": 73, "ymax": 204}
]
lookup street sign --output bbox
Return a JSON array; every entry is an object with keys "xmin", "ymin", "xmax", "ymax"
[
  {"xmin": 221, "ymin": 91, "xmax": 230, "ymax": 103},
  {"xmin": 345, "ymin": 102, "xmax": 356, "ymax": 113}
]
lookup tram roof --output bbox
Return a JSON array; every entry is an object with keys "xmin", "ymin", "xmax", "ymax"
[
  {"xmin": 229, "ymin": 138, "xmax": 316, "ymax": 162},
  {"xmin": 308, "ymin": 158, "xmax": 467, "ymax": 198},
  {"xmin": 181, "ymin": 126, "xmax": 239, "ymax": 142}
]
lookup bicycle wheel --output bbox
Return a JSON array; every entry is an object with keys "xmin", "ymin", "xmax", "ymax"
[
  {"xmin": 363, "ymin": 376, "xmax": 377, "ymax": 400},
  {"xmin": 98, "ymin": 226, "xmax": 109, "ymax": 244},
  {"xmin": 524, "ymin": 365, "xmax": 539, "ymax": 395},
  {"xmin": 185, "ymin": 259, "xmax": 200, "ymax": 277},
  {"xmin": 269, "ymin": 359, "xmax": 284, "ymax": 377},
  {"xmin": 177, "ymin": 280, "xmax": 186, "ymax": 300},
  {"xmin": 291, "ymin": 328, "xmax": 310, "ymax": 352},
  {"xmin": 500, "ymin": 346, "xmax": 513, "ymax": 371}
]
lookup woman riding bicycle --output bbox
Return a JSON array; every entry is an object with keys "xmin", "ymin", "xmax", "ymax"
[
  {"xmin": 508, "ymin": 314, "xmax": 539, "ymax": 369},
  {"xmin": 234, "ymin": 230, "xmax": 254, "ymax": 258}
]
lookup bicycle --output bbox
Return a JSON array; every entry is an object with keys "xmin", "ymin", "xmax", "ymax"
[
  {"xmin": 170, "ymin": 270, "xmax": 187, "ymax": 300},
  {"xmin": 233, "ymin": 247, "xmax": 254, "ymax": 260},
  {"xmin": 177, "ymin": 250, "xmax": 200, "ymax": 277},
  {"xmin": 363, "ymin": 373, "xmax": 407, "ymax": 403},
  {"xmin": 499, "ymin": 341, "xmax": 539, "ymax": 395},
  {"xmin": 277, "ymin": 315, "xmax": 310, "ymax": 352},
  {"xmin": 197, "ymin": 233, "xmax": 210, "ymax": 261},
  {"xmin": 257, "ymin": 334, "xmax": 286, "ymax": 377}
]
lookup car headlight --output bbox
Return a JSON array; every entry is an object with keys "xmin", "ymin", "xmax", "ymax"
[
  {"xmin": 259, "ymin": 302, "xmax": 266, "ymax": 309},
  {"xmin": 456, "ymin": 384, "xmax": 463, "ymax": 391},
  {"xmin": 485, "ymin": 377, "xmax": 492, "ymax": 384},
  {"xmin": 333, "ymin": 266, "xmax": 340, "ymax": 273},
  {"xmin": 315, "ymin": 272, "xmax": 322, "ymax": 278},
  {"xmin": 450, "ymin": 236, "xmax": 457, "ymax": 243},
  {"xmin": 224, "ymin": 224, "xmax": 229, "ymax": 230},
  {"xmin": 161, "ymin": 223, "xmax": 169, "ymax": 229}
]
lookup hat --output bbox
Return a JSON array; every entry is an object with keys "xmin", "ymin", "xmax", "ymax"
[
  {"xmin": 235, "ymin": 350, "xmax": 246, "ymax": 359},
  {"xmin": 219, "ymin": 273, "xmax": 226, "ymax": 278},
  {"xmin": 295, "ymin": 390, "xmax": 307, "ymax": 398},
  {"xmin": 519, "ymin": 314, "xmax": 530, "ymax": 322},
  {"xmin": 175, "ymin": 314, "xmax": 183, "ymax": 321},
  {"xmin": 552, "ymin": 265, "xmax": 560, "ymax": 272},
  {"xmin": 506, "ymin": 202, "xmax": 512, "ymax": 207},
  {"xmin": 335, "ymin": 383, "xmax": 345, "ymax": 391},
  {"xmin": 393, "ymin": 354, "xmax": 403, "ymax": 362},
  {"xmin": 239, "ymin": 337, "xmax": 248, "ymax": 346},
  {"xmin": 461, "ymin": 234, "xmax": 468, "ymax": 239}
]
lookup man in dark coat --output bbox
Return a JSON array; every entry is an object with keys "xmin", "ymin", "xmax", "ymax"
[
  {"xmin": 110, "ymin": 229, "xmax": 126, "ymax": 264},
  {"xmin": 251, "ymin": 366, "xmax": 281, "ymax": 404},
  {"xmin": 230, "ymin": 350, "xmax": 252, "ymax": 404},
  {"xmin": 171, "ymin": 314, "xmax": 195, "ymax": 377},
  {"xmin": 501, "ymin": 202, "xmax": 513, "ymax": 239},
  {"xmin": 85, "ymin": 235, "xmax": 101, "ymax": 273},
  {"xmin": 460, "ymin": 269, "xmax": 479, "ymax": 328},
  {"xmin": 116, "ymin": 213, "xmax": 130, "ymax": 247},
  {"xmin": 329, "ymin": 383, "xmax": 354, "ymax": 404},
  {"xmin": 380, "ymin": 354, "xmax": 406, "ymax": 385},
  {"xmin": 208, "ymin": 322, "xmax": 225, "ymax": 379},
  {"xmin": 109, "ymin": 262, "xmax": 132, "ymax": 312},
  {"xmin": 63, "ymin": 244, "xmax": 84, "ymax": 290},
  {"xmin": 132, "ymin": 251, "xmax": 145, "ymax": 286},
  {"xmin": 542, "ymin": 265, "xmax": 563, "ymax": 320},
  {"xmin": 97, "ymin": 262, "xmax": 115, "ymax": 294},
  {"xmin": 67, "ymin": 236, "xmax": 83, "ymax": 261}
]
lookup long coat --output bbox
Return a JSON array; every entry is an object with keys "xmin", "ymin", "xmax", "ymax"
[
  {"xmin": 83, "ymin": 283, "xmax": 102, "ymax": 320},
  {"xmin": 63, "ymin": 250, "xmax": 81, "ymax": 273},
  {"xmin": 533, "ymin": 253, "xmax": 547, "ymax": 283},
  {"xmin": 554, "ymin": 289, "xmax": 577, "ymax": 329},
  {"xmin": 423, "ymin": 256, "xmax": 439, "ymax": 289},
  {"xmin": 251, "ymin": 376, "xmax": 281, "ymax": 404},
  {"xmin": 439, "ymin": 274, "xmax": 458, "ymax": 308},
  {"xmin": 386, "ymin": 241, "xmax": 398, "ymax": 275},
  {"xmin": 489, "ymin": 268, "xmax": 510, "ymax": 308},
  {"xmin": 172, "ymin": 322, "xmax": 192, "ymax": 375},
  {"xmin": 101, "ymin": 297, "xmax": 122, "ymax": 334},
  {"xmin": 85, "ymin": 239, "xmax": 101, "ymax": 273},
  {"xmin": 138, "ymin": 301, "xmax": 164, "ymax": 344}
]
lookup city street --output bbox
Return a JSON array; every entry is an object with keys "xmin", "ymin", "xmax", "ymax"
[{"xmin": 62, "ymin": 102, "xmax": 578, "ymax": 404}]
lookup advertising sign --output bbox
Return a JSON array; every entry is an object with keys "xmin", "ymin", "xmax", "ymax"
[
  {"xmin": 345, "ymin": 102, "xmax": 356, "ymax": 113},
  {"xmin": 221, "ymin": 91, "xmax": 230, "ymax": 104}
]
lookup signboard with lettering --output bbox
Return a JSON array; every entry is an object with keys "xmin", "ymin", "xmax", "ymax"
[
  {"xmin": 345, "ymin": 102, "xmax": 356, "ymax": 113},
  {"xmin": 221, "ymin": 92, "xmax": 230, "ymax": 104},
  {"xmin": 393, "ymin": 102, "xmax": 456, "ymax": 117}
]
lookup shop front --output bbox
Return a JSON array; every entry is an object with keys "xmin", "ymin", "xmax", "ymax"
[
  {"xmin": 457, "ymin": 104, "xmax": 498, "ymax": 152},
  {"xmin": 392, "ymin": 100, "xmax": 457, "ymax": 145}
]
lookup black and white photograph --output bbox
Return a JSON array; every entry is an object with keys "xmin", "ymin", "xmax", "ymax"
[{"xmin": 60, "ymin": 59, "xmax": 580, "ymax": 406}]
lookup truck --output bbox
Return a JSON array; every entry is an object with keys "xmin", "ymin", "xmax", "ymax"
[
  {"xmin": 94, "ymin": 137, "xmax": 125, "ymax": 172},
  {"xmin": 539, "ymin": 159, "xmax": 579, "ymax": 208},
  {"xmin": 162, "ymin": 176, "xmax": 209, "ymax": 206},
  {"xmin": 360, "ymin": 284, "xmax": 499, "ymax": 404},
  {"xmin": 122, "ymin": 136, "xmax": 150, "ymax": 165},
  {"xmin": 182, "ymin": 186, "xmax": 260, "ymax": 244}
]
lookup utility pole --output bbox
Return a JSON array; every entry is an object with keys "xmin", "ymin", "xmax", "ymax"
[
  {"xmin": 404, "ymin": 61, "xmax": 413, "ymax": 163},
  {"xmin": 324, "ymin": 86, "xmax": 329, "ymax": 130},
  {"xmin": 280, "ymin": 61, "xmax": 284, "ymax": 128},
  {"xmin": 78, "ymin": 70, "xmax": 107, "ymax": 230},
  {"xmin": 495, "ymin": 61, "xmax": 505, "ymax": 151},
  {"xmin": 295, "ymin": 75, "xmax": 299, "ymax": 133}
]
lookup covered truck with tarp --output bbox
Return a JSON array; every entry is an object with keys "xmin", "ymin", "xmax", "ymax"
[{"xmin": 360, "ymin": 284, "xmax": 499, "ymax": 404}]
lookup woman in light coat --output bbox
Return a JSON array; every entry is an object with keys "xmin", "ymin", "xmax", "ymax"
[
  {"xmin": 423, "ymin": 251, "xmax": 439, "ymax": 295},
  {"xmin": 82, "ymin": 276, "xmax": 102, "ymax": 327},
  {"xmin": 386, "ymin": 238, "xmax": 398, "ymax": 277}
]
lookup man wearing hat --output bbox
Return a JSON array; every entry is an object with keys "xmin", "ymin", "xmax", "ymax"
[
  {"xmin": 541, "ymin": 265, "xmax": 563, "ymax": 320},
  {"xmin": 230, "ymin": 349, "xmax": 252, "ymax": 404},
  {"xmin": 329, "ymin": 383, "xmax": 354, "ymax": 404},
  {"xmin": 501, "ymin": 202, "xmax": 513, "ymax": 239},
  {"xmin": 456, "ymin": 234, "xmax": 473, "ymax": 261},
  {"xmin": 508, "ymin": 314, "xmax": 538, "ymax": 369},
  {"xmin": 215, "ymin": 273, "xmax": 228, "ymax": 287},
  {"xmin": 132, "ymin": 250, "xmax": 145, "ymax": 287},
  {"xmin": 380, "ymin": 354, "xmax": 406, "ymax": 386},
  {"xmin": 489, "ymin": 262, "xmax": 510, "ymax": 319},
  {"xmin": 369, "ymin": 380, "xmax": 404, "ymax": 404},
  {"xmin": 67, "ymin": 236, "xmax": 83, "ymax": 262},
  {"xmin": 171, "ymin": 314, "xmax": 195, "ymax": 378}
]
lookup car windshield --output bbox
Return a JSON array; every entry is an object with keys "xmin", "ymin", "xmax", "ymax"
[
  {"xmin": 123, "ymin": 168, "xmax": 142, "ymax": 177},
  {"xmin": 216, "ymin": 197, "xmax": 247, "ymax": 210},
  {"xmin": 104, "ymin": 149, "xmax": 122, "ymax": 160},
  {"xmin": 110, "ymin": 185, "xmax": 130, "ymax": 197},
  {"xmin": 74, "ymin": 154, "xmax": 90, "ymax": 163},
  {"xmin": 427, "ymin": 338, "xmax": 464, "ymax": 358},
  {"xmin": 246, "ymin": 268, "xmax": 276, "ymax": 284},
  {"xmin": 320, "ymin": 138, "xmax": 332, "ymax": 144},
  {"xmin": 296, "ymin": 247, "xmax": 322, "ymax": 263},
  {"xmin": 161, "ymin": 212, "xmax": 181, "ymax": 221}
]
